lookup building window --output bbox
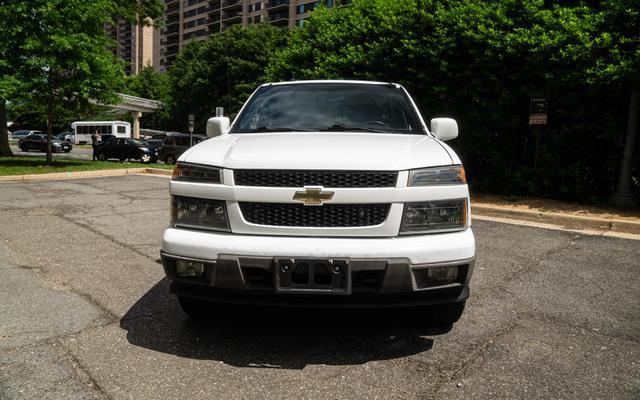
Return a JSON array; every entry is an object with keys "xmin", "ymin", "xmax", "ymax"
[
  {"xmin": 296, "ymin": 18, "xmax": 305, "ymax": 27},
  {"xmin": 184, "ymin": 17, "xmax": 207, "ymax": 29},
  {"xmin": 185, "ymin": 5, "xmax": 208, "ymax": 17},
  {"xmin": 250, "ymin": 2, "xmax": 263, "ymax": 12},
  {"xmin": 297, "ymin": 1, "xmax": 319, "ymax": 14},
  {"xmin": 248, "ymin": 14, "xmax": 265, "ymax": 24},
  {"xmin": 184, "ymin": 0, "xmax": 206, "ymax": 7}
]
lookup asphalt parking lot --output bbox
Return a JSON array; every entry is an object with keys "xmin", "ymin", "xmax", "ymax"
[{"xmin": 0, "ymin": 175, "xmax": 638, "ymax": 400}]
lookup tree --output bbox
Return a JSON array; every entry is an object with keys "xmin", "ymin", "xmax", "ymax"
[
  {"xmin": 267, "ymin": 0, "xmax": 639, "ymax": 202},
  {"xmin": 124, "ymin": 65, "xmax": 172, "ymax": 130},
  {"xmin": 0, "ymin": 0, "xmax": 163, "ymax": 162},
  {"xmin": 167, "ymin": 24, "xmax": 288, "ymax": 133}
]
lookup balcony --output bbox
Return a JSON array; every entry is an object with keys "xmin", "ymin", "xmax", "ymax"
[
  {"xmin": 221, "ymin": 10, "xmax": 242, "ymax": 22},
  {"xmin": 208, "ymin": 21, "xmax": 222, "ymax": 33},
  {"xmin": 166, "ymin": 3, "xmax": 180, "ymax": 15},
  {"xmin": 165, "ymin": 15, "xmax": 181, "ymax": 26},
  {"xmin": 221, "ymin": 0, "xmax": 241, "ymax": 10},
  {"xmin": 269, "ymin": 11, "xmax": 289, "ymax": 26},
  {"xmin": 222, "ymin": 19, "xmax": 242, "ymax": 30},
  {"xmin": 209, "ymin": 9, "xmax": 221, "ymax": 18},
  {"xmin": 164, "ymin": 28, "xmax": 180, "ymax": 37},
  {"xmin": 267, "ymin": 0, "xmax": 289, "ymax": 12}
]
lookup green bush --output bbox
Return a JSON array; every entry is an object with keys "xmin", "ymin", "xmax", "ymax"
[{"xmin": 266, "ymin": 0, "xmax": 639, "ymax": 202}]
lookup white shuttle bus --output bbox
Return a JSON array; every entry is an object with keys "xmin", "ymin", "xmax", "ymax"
[{"xmin": 69, "ymin": 121, "xmax": 131, "ymax": 144}]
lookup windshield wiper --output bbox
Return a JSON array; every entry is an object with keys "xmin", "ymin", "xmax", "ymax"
[
  {"xmin": 250, "ymin": 126, "xmax": 315, "ymax": 132},
  {"xmin": 320, "ymin": 124, "xmax": 385, "ymax": 133}
]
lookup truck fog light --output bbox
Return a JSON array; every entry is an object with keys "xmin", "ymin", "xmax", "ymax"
[
  {"xmin": 176, "ymin": 260, "xmax": 205, "ymax": 277},
  {"xmin": 427, "ymin": 265, "xmax": 458, "ymax": 285}
]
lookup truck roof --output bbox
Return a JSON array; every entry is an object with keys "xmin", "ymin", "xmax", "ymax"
[{"xmin": 265, "ymin": 80, "xmax": 400, "ymax": 88}]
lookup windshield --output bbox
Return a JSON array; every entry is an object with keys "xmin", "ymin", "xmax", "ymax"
[
  {"xmin": 231, "ymin": 83, "xmax": 426, "ymax": 134},
  {"xmin": 131, "ymin": 139, "xmax": 147, "ymax": 146}
]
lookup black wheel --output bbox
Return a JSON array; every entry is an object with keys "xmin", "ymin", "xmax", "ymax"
[
  {"xmin": 164, "ymin": 154, "xmax": 176, "ymax": 165},
  {"xmin": 119, "ymin": 153, "xmax": 126, "ymax": 163},
  {"xmin": 427, "ymin": 301, "xmax": 466, "ymax": 326},
  {"xmin": 178, "ymin": 295, "xmax": 214, "ymax": 320},
  {"xmin": 20, "ymin": 146, "xmax": 28, "ymax": 152},
  {"xmin": 97, "ymin": 153, "xmax": 106, "ymax": 161},
  {"xmin": 64, "ymin": 148, "xmax": 71, "ymax": 153}
]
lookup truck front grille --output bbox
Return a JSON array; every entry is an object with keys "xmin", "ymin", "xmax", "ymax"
[
  {"xmin": 234, "ymin": 170, "xmax": 398, "ymax": 188},
  {"xmin": 239, "ymin": 202, "xmax": 390, "ymax": 227}
]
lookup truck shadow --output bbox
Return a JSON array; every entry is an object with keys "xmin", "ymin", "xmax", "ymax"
[{"xmin": 120, "ymin": 279, "xmax": 452, "ymax": 370}]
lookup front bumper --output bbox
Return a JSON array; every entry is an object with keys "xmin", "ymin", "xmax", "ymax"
[{"xmin": 161, "ymin": 227, "xmax": 475, "ymax": 308}]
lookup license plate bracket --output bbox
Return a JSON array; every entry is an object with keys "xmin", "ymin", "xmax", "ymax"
[{"xmin": 274, "ymin": 257, "xmax": 350, "ymax": 295}]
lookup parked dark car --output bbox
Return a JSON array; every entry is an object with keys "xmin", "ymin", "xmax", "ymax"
[
  {"xmin": 19, "ymin": 134, "xmax": 72, "ymax": 153},
  {"xmin": 145, "ymin": 133, "xmax": 169, "ymax": 149},
  {"xmin": 55, "ymin": 131, "xmax": 71, "ymax": 141},
  {"xmin": 99, "ymin": 134, "xmax": 116, "ymax": 143},
  {"xmin": 158, "ymin": 133, "xmax": 206, "ymax": 165},
  {"xmin": 95, "ymin": 137, "xmax": 158, "ymax": 164}
]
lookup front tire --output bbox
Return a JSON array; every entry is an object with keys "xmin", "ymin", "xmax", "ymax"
[
  {"xmin": 178, "ymin": 295, "xmax": 213, "ymax": 320},
  {"xmin": 427, "ymin": 301, "xmax": 466, "ymax": 326},
  {"xmin": 164, "ymin": 154, "xmax": 176, "ymax": 165},
  {"xmin": 97, "ymin": 153, "xmax": 106, "ymax": 161}
]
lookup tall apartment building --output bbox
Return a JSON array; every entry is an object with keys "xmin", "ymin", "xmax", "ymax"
[
  {"xmin": 159, "ymin": 0, "xmax": 350, "ymax": 71},
  {"xmin": 105, "ymin": 21, "xmax": 157, "ymax": 75}
]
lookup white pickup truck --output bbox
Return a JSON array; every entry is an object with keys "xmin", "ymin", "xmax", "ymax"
[{"xmin": 161, "ymin": 80, "xmax": 475, "ymax": 325}]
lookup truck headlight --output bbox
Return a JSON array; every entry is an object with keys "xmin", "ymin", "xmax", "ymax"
[
  {"xmin": 408, "ymin": 166, "xmax": 466, "ymax": 186},
  {"xmin": 171, "ymin": 196, "xmax": 229, "ymax": 231},
  {"xmin": 400, "ymin": 199, "xmax": 467, "ymax": 234},
  {"xmin": 173, "ymin": 163, "xmax": 222, "ymax": 184}
]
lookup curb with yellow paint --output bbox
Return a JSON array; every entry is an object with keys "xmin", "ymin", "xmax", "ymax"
[
  {"xmin": 0, "ymin": 167, "xmax": 172, "ymax": 182},
  {"xmin": 472, "ymin": 204, "xmax": 640, "ymax": 235}
]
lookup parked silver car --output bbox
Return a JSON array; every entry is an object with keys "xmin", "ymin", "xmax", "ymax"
[{"xmin": 10, "ymin": 130, "xmax": 42, "ymax": 140}]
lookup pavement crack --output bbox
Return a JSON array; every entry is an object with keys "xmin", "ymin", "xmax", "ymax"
[
  {"xmin": 59, "ymin": 341, "xmax": 113, "ymax": 400},
  {"xmin": 522, "ymin": 311, "xmax": 640, "ymax": 345},
  {"xmin": 427, "ymin": 320, "xmax": 518, "ymax": 398},
  {"xmin": 56, "ymin": 213, "xmax": 158, "ymax": 264}
]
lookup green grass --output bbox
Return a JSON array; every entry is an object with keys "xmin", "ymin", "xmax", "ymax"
[{"xmin": 0, "ymin": 156, "xmax": 174, "ymax": 176}]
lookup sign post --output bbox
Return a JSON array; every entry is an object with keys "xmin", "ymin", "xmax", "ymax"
[
  {"xmin": 529, "ymin": 98, "xmax": 548, "ymax": 126},
  {"xmin": 188, "ymin": 113, "xmax": 195, "ymax": 146},
  {"xmin": 529, "ymin": 98, "xmax": 548, "ymax": 172}
]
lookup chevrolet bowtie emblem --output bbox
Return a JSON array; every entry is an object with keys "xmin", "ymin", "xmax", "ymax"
[{"xmin": 293, "ymin": 186, "xmax": 334, "ymax": 206}]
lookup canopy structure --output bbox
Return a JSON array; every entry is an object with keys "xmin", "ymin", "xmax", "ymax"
[{"xmin": 103, "ymin": 94, "xmax": 163, "ymax": 138}]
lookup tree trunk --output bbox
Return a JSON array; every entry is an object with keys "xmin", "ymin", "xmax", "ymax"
[
  {"xmin": 0, "ymin": 99, "xmax": 13, "ymax": 157},
  {"xmin": 610, "ymin": 83, "xmax": 639, "ymax": 207}
]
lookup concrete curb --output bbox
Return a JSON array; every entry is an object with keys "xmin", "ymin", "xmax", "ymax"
[
  {"xmin": 0, "ymin": 167, "xmax": 172, "ymax": 182},
  {"xmin": 473, "ymin": 204, "xmax": 640, "ymax": 235}
]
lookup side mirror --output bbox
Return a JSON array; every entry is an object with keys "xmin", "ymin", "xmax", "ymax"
[
  {"xmin": 430, "ymin": 118, "xmax": 458, "ymax": 141},
  {"xmin": 206, "ymin": 117, "xmax": 230, "ymax": 137}
]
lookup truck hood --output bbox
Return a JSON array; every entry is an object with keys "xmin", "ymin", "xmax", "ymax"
[{"xmin": 180, "ymin": 132, "xmax": 454, "ymax": 170}]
